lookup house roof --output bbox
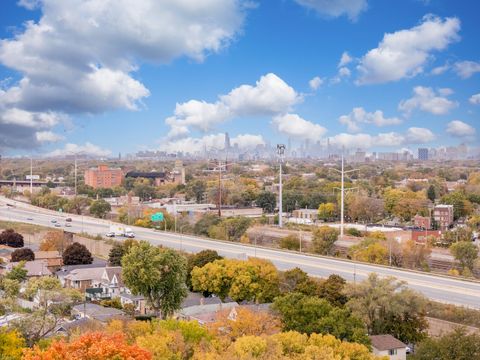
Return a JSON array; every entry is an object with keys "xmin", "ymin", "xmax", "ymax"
[
  {"xmin": 370, "ymin": 335, "xmax": 406, "ymax": 351},
  {"xmin": 34, "ymin": 251, "xmax": 61, "ymax": 259},
  {"xmin": 181, "ymin": 292, "xmax": 222, "ymax": 308},
  {"xmin": 72, "ymin": 303, "xmax": 124, "ymax": 322},
  {"xmin": 103, "ymin": 267, "xmax": 124, "ymax": 287},
  {"xmin": 119, "ymin": 292, "xmax": 144, "ymax": 301},
  {"xmin": 64, "ymin": 267, "xmax": 104, "ymax": 282},
  {"xmin": 179, "ymin": 302, "xmax": 238, "ymax": 317},
  {"xmin": 56, "ymin": 263, "xmax": 107, "ymax": 277},
  {"xmin": 8, "ymin": 260, "xmax": 52, "ymax": 277}
]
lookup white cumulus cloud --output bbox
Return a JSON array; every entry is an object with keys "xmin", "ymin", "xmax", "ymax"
[
  {"xmin": 309, "ymin": 76, "xmax": 324, "ymax": 90},
  {"xmin": 446, "ymin": 120, "xmax": 476, "ymax": 138},
  {"xmin": 272, "ymin": 113, "xmax": 327, "ymax": 141},
  {"xmin": 35, "ymin": 131, "xmax": 64, "ymax": 143},
  {"xmin": 398, "ymin": 86, "xmax": 457, "ymax": 116},
  {"xmin": 454, "ymin": 60, "xmax": 480, "ymax": 79},
  {"xmin": 338, "ymin": 52, "xmax": 353, "ymax": 67},
  {"xmin": 165, "ymin": 73, "xmax": 301, "ymax": 138},
  {"xmin": 45, "ymin": 142, "xmax": 112, "ymax": 158},
  {"xmin": 356, "ymin": 15, "xmax": 460, "ymax": 85},
  {"xmin": 293, "ymin": 0, "xmax": 368, "ymax": 20},
  {"xmin": 159, "ymin": 133, "xmax": 265, "ymax": 154},
  {"xmin": 469, "ymin": 93, "xmax": 480, "ymax": 105},
  {"xmin": 0, "ymin": 0, "xmax": 249, "ymax": 150},
  {"xmin": 339, "ymin": 107, "xmax": 402, "ymax": 133}
]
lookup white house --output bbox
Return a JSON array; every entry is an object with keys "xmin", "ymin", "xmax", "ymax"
[{"xmin": 370, "ymin": 335, "xmax": 407, "ymax": 360}]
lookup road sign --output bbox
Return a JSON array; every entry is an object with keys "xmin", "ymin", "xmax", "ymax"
[{"xmin": 150, "ymin": 212, "xmax": 164, "ymax": 222}]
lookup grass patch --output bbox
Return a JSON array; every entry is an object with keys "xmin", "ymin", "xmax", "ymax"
[{"xmin": 0, "ymin": 220, "xmax": 50, "ymax": 234}]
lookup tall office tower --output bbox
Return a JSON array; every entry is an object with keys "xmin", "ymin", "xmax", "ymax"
[
  {"xmin": 224, "ymin": 132, "xmax": 231, "ymax": 150},
  {"xmin": 418, "ymin": 148, "xmax": 429, "ymax": 161}
]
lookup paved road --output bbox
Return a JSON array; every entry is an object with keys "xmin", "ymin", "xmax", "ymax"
[{"xmin": 1, "ymin": 198, "xmax": 479, "ymax": 309}]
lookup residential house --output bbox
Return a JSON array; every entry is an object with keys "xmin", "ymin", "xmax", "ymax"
[
  {"xmin": 63, "ymin": 267, "xmax": 105, "ymax": 292},
  {"xmin": 5, "ymin": 260, "xmax": 52, "ymax": 278},
  {"xmin": 72, "ymin": 303, "xmax": 125, "ymax": 323},
  {"xmin": 119, "ymin": 293, "xmax": 148, "ymax": 315},
  {"xmin": 99, "ymin": 267, "xmax": 125, "ymax": 298},
  {"xmin": 370, "ymin": 335, "xmax": 407, "ymax": 360},
  {"xmin": 56, "ymin": 264, "xmax": 106, "ymax": 287},
  {"xmin": 34, "ymin": 251, "xmax": 63, "ymax": 270}
]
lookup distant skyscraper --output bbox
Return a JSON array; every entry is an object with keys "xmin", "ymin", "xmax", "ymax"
[
  {"xmin": 224, "ymin": 132, "xmax": 231, "ymax": 150},
  {"xmin": 418, "ymin": 148, "xmax": 429, "ymax": 160}
]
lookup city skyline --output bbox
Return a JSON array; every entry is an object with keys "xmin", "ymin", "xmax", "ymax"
[{"xmin": 0, "ymin": 0, "xmax": 479, "ymax": 157}]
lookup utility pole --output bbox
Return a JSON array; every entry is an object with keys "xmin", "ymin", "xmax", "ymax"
[
  {"xmin": 277, "ymin": 144, "xmax": 285, "ymax": 228},
  {"xmin": 74, "ymin": 154, "xmax": 78, "ymax": 196},
  {"xmin": 218, "ymin": 159, "xmax": 222, "ymax": 217},
  {"xmin": 30, "ymin": 156, "xmax": 33, "ymax": 195},
  {"xmin": 332, "ymin": 153, "xmax": 358, "ymax": 240}
]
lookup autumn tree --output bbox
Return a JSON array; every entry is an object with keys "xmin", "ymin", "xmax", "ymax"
[
  {"xmin": 272, "ymin": 292, "xmax": 370, "ymax": 345},
  {"xmin": 191, "ymin": 258, "xmax": 280, "ymax": 303},
  {"xmin": 346, "ymin": 194, "xmax": 384, "ymax": 223},
  {"xmin": 209, "ymin": 307, "xmax": 281, "ymax": 341},
  {"xmin": 441, "ymin": 190, "xmax": 473, "ymax": 220},
  {"xmin": 311, "ymin": 226, "xmax": 339, "ymax": 255},
  {"xmin": 402, "ymin": 240, "xmax": 431, "ymax": 270},
  {"xmin": 193, "ymin": 213, "xmax": 221, "ymax": 236},
  {"xmin": 39, "ymin": 231, "xmax": 65, "ymax": 252},
  {"xmin": 62, "ymin": 242, "xmax": 93, "ymax": 265},
  {"xmin": 318, "ymin": 202, "xmax": 336, "ymax": 221},
  {"xmin": 345, "ymin": 273, "xmax": 428, "ymax": 344},
  {"xmin": 349, "ymin": 238, "xmax": 388, "ymax": 265},
  {"xmin": 65, "ymin": 196, "xmax": 91, "ymax": 215},
  {"xmin": 10, "ymin": 248, "xmax": 35, "ymax": 262},
  {"xmin": 186, "ymin": 249, "xmax": 223, "ymax": 289},
  {"xmin": 23, "ymin": 332, "xmax": 151, "ymax": 360},
  {"xmin": 280, "ymin": 234, "xmax": 300, "ymax": 251},
  {"xmin": 122, "ymin": 241, "xmax": 187, "ymax": 318},
  {"xmin": 0, "ymin": 229, "xmax": 24, "ymax": 248},
  {"xmin": 89, "ymin": 198, "xmax": 112, "ymax": 218},
  {"xmin": 0, "ymin": 329, "xmax": 25, "ymax": 360}
]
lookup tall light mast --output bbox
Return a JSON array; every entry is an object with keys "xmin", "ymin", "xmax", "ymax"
[{"xmin": 277, "ymin": 144, "xmax": 285, "ymax": 228}]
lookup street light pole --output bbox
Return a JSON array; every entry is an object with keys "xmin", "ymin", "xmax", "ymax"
[
  {"xmin": 340, "ymin": 154, "xmax": 344, "ymax": 239},
  {"xmin": 30, "ymin": 156, "xmax": 33, "ymax": 195},
  {"xmin": 277, "ymin": 144, "xmax": 285, "ymax": 228},
  {"xmin": 74, "ymin": 154, "xmax": 78, "ymax": 196}
]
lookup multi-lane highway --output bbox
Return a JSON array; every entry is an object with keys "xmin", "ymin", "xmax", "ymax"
[{"xmin": 1, "ymin": 197, "xmax": 479, "ymax": 309}]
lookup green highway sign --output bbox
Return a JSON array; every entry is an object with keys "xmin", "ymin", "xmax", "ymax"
[{"xmin": 150, "ymin": 212, "xmax": 164, "ymax": 222}]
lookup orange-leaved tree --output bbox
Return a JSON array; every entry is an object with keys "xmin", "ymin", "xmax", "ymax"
[{"xmin": 23, "ymin": 332, "xmax": 152, "ymax": 360}]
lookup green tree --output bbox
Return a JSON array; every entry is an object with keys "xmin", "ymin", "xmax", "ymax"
[
  {"xmin": 427, "ymin": 184, "xmax": 436, "ymax": 202},
  {"xmin": 89, "ymin": 199, "xmax": 111, "ymax": 218},
  {"xmin": 122, "ymin": 241, "xmax": 187, "ymax": 318},
  {"xmin": 278, "ymin": 268, "xmax": 319, "ymax": 296},
  {"xmin": 13, "ymin": 277, "xmax": 82, "ymax": 346},
  {"xmin": 193, "ymin": 213, "xmax": 221, "ymax": 236},
  {"xmin": 62, "ymin": 242, "xmax": 93, "ymax": 265},
  {"xmin": 412, "ymin": 327, "xmax": 480, "ymax": 360},
  {"xmin": 311, "ymin": 226, "xmax": 339, "ymax": 255},
  {"xmin": 318, "ymin": 274, "xmax": 348, "ymax": 307},
  {"xmin": 279, "ymin": 235, "xmax": 300, "ymax": 251},
  {"xmin": 185, "ymin": 179, "xmax": 206, "ymax": 203},
  {"xmin": 256, "ymin": 191, "xmax": 276, "ymax": 213},
  {"xmin": 345, "ymin": 273, "xmax": 428, "ymax": 344},
  {"xmin": 186, "ymin": 250, "xmax": 223, "ymax": 289},
  {"xmin": 441, "ymin": 190, "xmax": 473, "ymax": 220},
  {"xmin": 5, "ymin": 262, "xmax": 28, "ymax": 282},
  {"xmin": 450, "ymin": 241, "xmax": 478, "ymax": 272},
  {"xmin": 272, "ymin": 293, "xmax": 369, "ymax": 346},
  {"xmin": 65, "ymin": 196, "xmax": 91, "ymax": 215}
]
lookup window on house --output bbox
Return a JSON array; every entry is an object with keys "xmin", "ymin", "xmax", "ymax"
[{"xmin": 388, "ymin": 349, "xmax": 397, "ymax": 355}]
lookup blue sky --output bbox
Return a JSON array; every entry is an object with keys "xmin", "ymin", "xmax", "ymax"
[{"xmin": 0, "ymin": 0, "xmax": 478, "ymax": 157}]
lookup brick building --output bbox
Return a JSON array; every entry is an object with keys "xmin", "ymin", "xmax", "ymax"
[
  {"xmin": 413, "ymin": 215, "xmax": 431, "ymax": 230},
  {"xmin": 433, "ymin": 204, "xmax": 454, "ymax": 231},
  {"xmin": 84, "ymin": 165, "xmax": 124, "ymax": 189}
]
